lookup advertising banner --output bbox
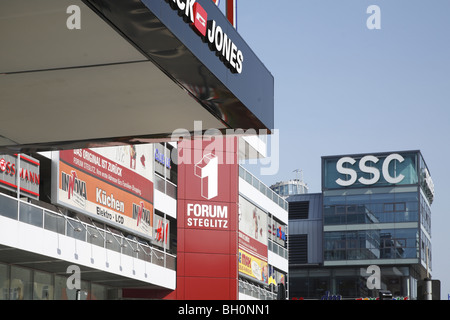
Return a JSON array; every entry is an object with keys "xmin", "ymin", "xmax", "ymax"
[
  {"xmin": 53, "ymin": 145, "xmax": 154, "ymax": 239},
  {"xmin": 0, "ymin": 154, "xmax": 40, "ymax": 199},
  {"xmin": 238, "ymin": 249, "xmax": 268, "ymax": 284},
  {"xmin": 238, "ymin": 195, "xmax": 268, "ymax": 283}
]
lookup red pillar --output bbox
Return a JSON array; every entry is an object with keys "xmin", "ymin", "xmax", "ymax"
[
  {"xmin": 226, "ymin": 0, "xmax": 237, "ymax": 28},
  {"xmin": 175, "ymin": 136, "xmax": 239, "ymax": 300}
]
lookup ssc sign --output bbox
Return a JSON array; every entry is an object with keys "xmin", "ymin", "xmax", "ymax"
[{"xmin": 335, "ymin": 153, "xmax": 405, "ymax": 187}]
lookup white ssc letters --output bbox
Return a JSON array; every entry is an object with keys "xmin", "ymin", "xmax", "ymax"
[{"xmin": 336, "ymin": 153, "xmax": 405, "ymax": 187}]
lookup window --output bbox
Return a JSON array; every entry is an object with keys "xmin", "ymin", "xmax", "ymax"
[
  {"xmin": 10, "ymin": 266, "xmax": 32, "ymax": 300},
  {"xmin": 336, "ymin": 205, "xmax": 346, "ymax": 215},
  {"xmin": 324, "ymin": 228, "xmax": 418, "ymax": 261},
  {"xmin": 0, "ymin": 264, "xmax": 8, "ymax": 300},
  {"xmin": 33, "ymin": 271, "xmax": 53, "ymax": 300},
  {"xmin": 289, "ymin": 201, "xmax": 309, "ymax": 219},
  {"xmin": 384, "ymin": 202, "xmax": 406, "ymax": 212},
  {"xmin": 91, "ymin": 283, "xmax": 108, "ymax": 300},
  {"xmin": 154, "ymin": 143, "xmax": 177, "ymax": 199},
  {"xmin": 289, "ymin": 234, "xmax": 307, "ymax": 264},
  {"xmin": 324, "ymin": 191, "xmax": 419, "ymax": 226}
]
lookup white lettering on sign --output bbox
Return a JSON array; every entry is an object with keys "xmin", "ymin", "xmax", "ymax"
[
  {"xmin": 96, "ymin": 188, "xmax": 125, "ymax": 213},
  {"xmin": 186, "ymin": 203, "xmax": 228, "ymax": 229},
  {"xmin": 187, "ymin": 203, "xmax": 228, "ymax": 218},
  {"xmin": 336, "ymin": 153, "xmax": 405, "ymax": 187},
  {"xmin": 207, "ymin": 20, "xmax": 243, "ymax": 73},
  {"xmin": 166, "ymin": 0, "xmax": 244, "ymax": 73}
]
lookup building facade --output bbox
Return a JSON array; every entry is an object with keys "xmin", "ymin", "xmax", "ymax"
[
  {"xmin": 0, "ymin": 137, "xmax": 287, "ymax": 300},
  {"xmin": 287, "ymin": 150, "xmax": 434, "ymax": 300},
  {"xmin": 238, "ymin": 166, "xmax": 289, "ymax": 300},
  {"xmin": 0, "ymin": 0, "xmax": 278, "ymax": 301}
]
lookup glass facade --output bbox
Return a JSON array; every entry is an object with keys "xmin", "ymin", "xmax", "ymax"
[
  {"xmin": 324, "ymin": 228, "xmax": 419, "ymax": 261},
  {"xmin": 321, "ymin": 151, "xmax": 433, "ymax": 271},
  {"xmin": 324, "ymin": 187, "xmax": 419, "ymax": 225},
  {"xmin": 289, "ymin": 266, "xmax": 417, "ymax": 299},
  {"xmin": 323, "ymin": 186, "xmax": 426, "ymax": 265},
  {"xmin": 0, "ymin": 262, "xmax": 113, "ymax": 300},
  {"xmin": 287, "ymin": 151, "xmax": 433, "ymax": 300},
  {"xmin": 322, "ymin": 187, "xmax": 431, "ymax": 271},
  {"xmin": 289, "ymin": 150, "xmax": 433, "ymax": 299}
]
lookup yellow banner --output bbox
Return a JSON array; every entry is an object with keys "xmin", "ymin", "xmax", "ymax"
[{"xmin": 238, "ymin": 249, "xmax": 268, "ymax": 283}]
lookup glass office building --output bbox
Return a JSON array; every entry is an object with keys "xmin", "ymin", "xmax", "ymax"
[{"xmin": 287, "ymin": 150, "xmax": 434, "ymax": 299}]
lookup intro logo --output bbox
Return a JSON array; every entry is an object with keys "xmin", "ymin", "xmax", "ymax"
[
  {"xmin": 0, "ymin": 158, "xmax": 6, "ymax": 171},
  {"xmin": 133, "ymin": 201, "xmax": 151, "ymax": 226},
  {"xmin": 61, "ymin": 170, "xmax": 87, "ymax": 200},
  {"xmin": 155, "ymin": 219, "xmax": 168, "ymax": 244},
  {"xmin": 60, "ymin": 170, "xmax": 87, "ymax": 209},
  {"xmin": 193, "ymin": 2, "xmax": 207, "ymax": 36},
  {"xmin": 195, "ymin": 153, "xmax": 218, "ymax": 200},
  {"xmin": 0, "ymin": 158, "xmax": 15, "ymax": 176}
]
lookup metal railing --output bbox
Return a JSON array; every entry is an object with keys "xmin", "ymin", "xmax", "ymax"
[
  {"xmin": 238, "ymin": 279, "xmax": 278, "ymax": 300},
  {"xmin": 239, "ymin": 166, "xmax": 288, "ymax": 211},
  {"xmin": 0, "ymin": 192, "xmax": 176, "ymax": 271}
]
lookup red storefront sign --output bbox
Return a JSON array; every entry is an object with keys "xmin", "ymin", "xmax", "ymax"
[
  {"xmin": 175, "ymin": 137, "xmax": 238, "ymax": 300},
  {"xmin": 0, "ymin": 154, "xmax": 40, "ymax": 199}
]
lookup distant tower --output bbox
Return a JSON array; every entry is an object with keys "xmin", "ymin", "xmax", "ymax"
[{"xmin": 270, "ymin": 169, "xmax": 308, "ymax": 198}]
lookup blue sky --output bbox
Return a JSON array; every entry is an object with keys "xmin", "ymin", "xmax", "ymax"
[{"xmin": 220, "ymin": 0, "xmax": 450, "ymax": 299}]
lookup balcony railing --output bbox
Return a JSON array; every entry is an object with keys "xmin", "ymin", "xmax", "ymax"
[
  {"xmin": 239, "ymin": 166, "xmax": 288, "ymax": 211},
  {"xmin": 0, "ymin": 192, "xmax": 176, "ymax": 271},
  {"xmin": 268, "ymin": 239, "xmax": 288, "ymax": 259},
  {"xmin": 238, "ymin": 278, "xmax": 278, "ymax": 300}
]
